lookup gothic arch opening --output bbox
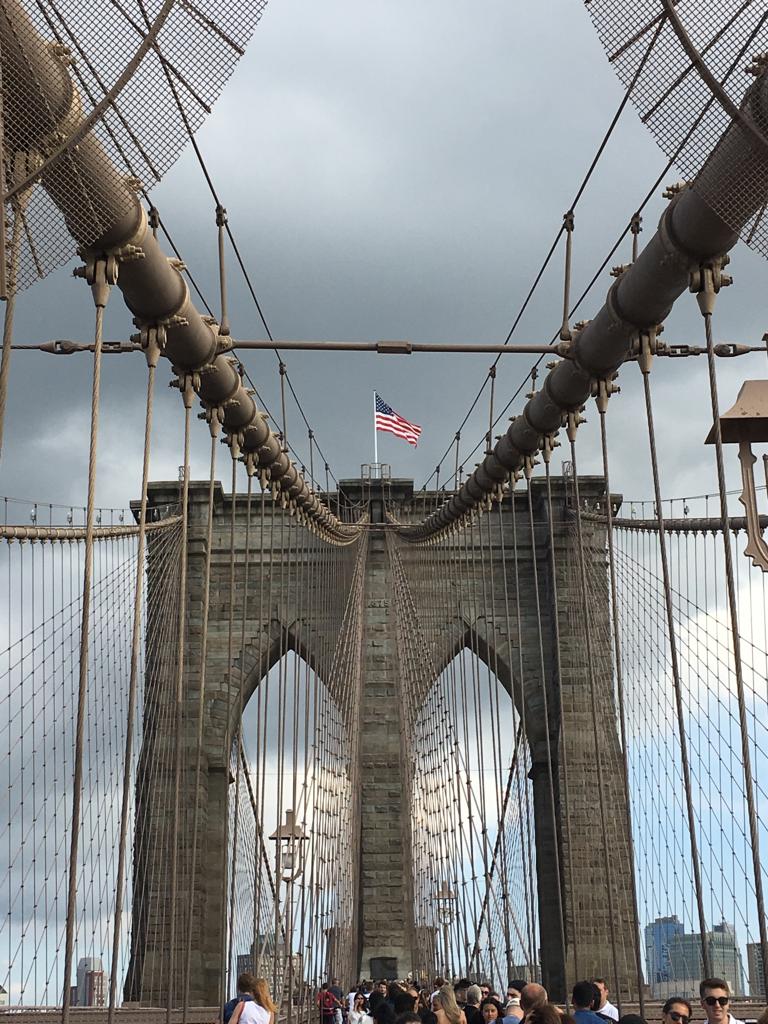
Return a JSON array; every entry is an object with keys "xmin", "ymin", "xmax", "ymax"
[
  {"xmin": 229, "ymin": 650, "xmax": 353, "ymax": 995},
  {"xmin": 408, "ymin": 647, "xmax": 538, "ymax": 986}
]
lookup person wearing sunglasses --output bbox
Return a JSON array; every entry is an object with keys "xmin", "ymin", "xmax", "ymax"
[
  {"xmin": 662, "ymin": 997, "xmax": 692, "ymax": 1024},
  {"xmin": 700, "ymin": 978, "xmax": 744, "ymax": 1024}
]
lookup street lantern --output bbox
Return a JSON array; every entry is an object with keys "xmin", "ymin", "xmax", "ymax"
[
  {"xmin": 705, "ymin": 379, "xmax": 768, "ymax": 572},
  {"xmin": 269, "ymin": 809, "xmax": 308, "ymax": 1024},
  {"xmin": 269, "ymin": 808, "xmax": 308, "ymax": 882},
  {"xmin": 434, "ymin": 881, "xmax": 456, "ymax": 978}
]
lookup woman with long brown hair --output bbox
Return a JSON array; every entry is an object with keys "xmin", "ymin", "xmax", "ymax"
[{"xmin": 234, "ymin": 976, "xmax": 275, "ymax": 1024}]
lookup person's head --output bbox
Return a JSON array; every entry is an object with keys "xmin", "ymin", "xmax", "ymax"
[
  {"xmin": 520, "ymin": 984, "xmax": 547, "ymax": 1014},
  {"xmin": 525, "ymin": 1004, "xmax": 565, "ymax": 1024},
  {"xmin": 480, "ymin": 985, "xmax": 491, "ymax": 1001},
  {"xmin": 481, "ymin": 998, "xmax": 504, "ymax": 1022},
  {"xmin": 237, "ymin": 972, "xmax": 258, "ymax": 995},
  {"xmin": 396, "ymin": 1014, "xmax": 422, "ymax": 1024},
  {"xmin": 662, "ymin": 997, "xmax": 692, "ymax": 1024},
  {"xmin": 700, "ymin": 979, "xmax": 731, "ymax": 1024},
  {"xmin": 355, "ymin": 995, "xmax": 368, "ymax": 1011},
  {"xmin": 322, "ymin": 983, "xmax": 329, "ymax": 992},
  {"xmin": 433, "ymin": 986, "xmax": 462, "ymax": 1024},
  {"xmin": 434, "ymin": 978, "xmax": 446, "ymax": 991},
  {"xmin": 393, "ymin": 991, "xmax": 418, "ymax": 1015},
  {"xmin": 618, "ymin": 1015, "xmax": 646, "ymax": 1024},
  {"xmin": 378, "ymin": 982, "xmax": 388, "ymax": 995},
  {"xmin": 507, "ymin": 982, "xmax": 525, "ymax": 1002},
  {"xmin": 756, "ymin": 1009, "xmax": 768, "ymax": 1024},
  {"xmin": 455, "ymin": 984, "xmax": 468, "ymax": 1006},
  {"xmin": 373, "ymin": 1003, "xmax": 396, "ymax": 1024},
  {"xmin": 466, "ymin": 985, "xmax": 482, "ymax": 1008},
  {"xmin": 591, "ymin": 980, "xmax": 609, "ymax": 1010},
  {"xmin": 252, "ymin": 979, "xmax": 276, "ymax": 1013},
  {"xmin": 572, "ymin": 982, "xmax": 597, "ymax": 1012}
]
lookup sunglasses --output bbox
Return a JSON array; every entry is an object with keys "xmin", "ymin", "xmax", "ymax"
[
  {"xmin": 704, "ymin": 998, "xmax": 729, "ymax": 1008},
  {"xmin": 669, "ymin": 1013, "xmax": 690, "ymax": 1023}
]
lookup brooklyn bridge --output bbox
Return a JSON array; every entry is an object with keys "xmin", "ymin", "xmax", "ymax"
[{"xmin": 1, "ymin": 1, "xmax": 768, "ymax": 1022}]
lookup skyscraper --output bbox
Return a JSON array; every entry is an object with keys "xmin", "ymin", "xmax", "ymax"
[
  {"xmin": 645, "ymin": 918, "xmax": 744, "ymax": 999},
  {"xmin": 747, "ymin": 943, "xmax": 766, "ymax": 1000},
  {"xmin": 76, "ymin": 957, "xmax": 105, "ymax": 1007},
  {"xmin": 645, "ymin": 916, "xmax": 685, "ymax": 991}
]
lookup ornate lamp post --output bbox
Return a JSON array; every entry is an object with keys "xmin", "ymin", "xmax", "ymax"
[
  {"xmin": 270, "ymin": 809, "xmax": 308, "ymax": 1024},
  {"xmin": 434, "ymin": 881, "xmax": 456, "ymax": 980},
  {"xmin": 705, "ymin": 379, "xmax": 768, "ymax": 572}
]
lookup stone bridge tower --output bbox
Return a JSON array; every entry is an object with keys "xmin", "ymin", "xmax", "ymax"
[{"xmin": 128, "ymin": 475, "xmax": 638, "ymax": 1005}]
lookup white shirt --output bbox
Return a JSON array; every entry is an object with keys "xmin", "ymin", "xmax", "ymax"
[
  {"xmin": 240, "ymin": 1003, "xmax": 271, "ymax": 1024},
  {"xmin": 600, "ymin": 1002, "xmax": 619, "ymax": 1022},
  {"xmin": 349, "ymin": 1013, "xmax": 373, "ymax": 1024}
]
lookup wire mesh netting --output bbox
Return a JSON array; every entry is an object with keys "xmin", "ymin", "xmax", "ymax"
[
  {"xmin": 0, "ymin": 0, "xmax": 269, "ymax": 290},
  {"xmin": 585, "ymin": 0, "xmax": 768, "ymax": 258}
]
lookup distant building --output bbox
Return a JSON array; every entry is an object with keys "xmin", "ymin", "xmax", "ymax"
[
  {"xmin": 747, "ymin": 943, "xmax": 766, "ymax": 1000},
  {"xmin": 76, "ymin": 957, "xmax": 105, "ymax": 1007},
  {"xmin": 645, "ymin": 918, "xmax": 744, "ymax": 999},
  {"xmin": 645, "ymin": 916, "xmax": 685, "ymax": 991},
  {"xmin": 710, "ymin": 922, "xmax": 744, "ymax": 997}
]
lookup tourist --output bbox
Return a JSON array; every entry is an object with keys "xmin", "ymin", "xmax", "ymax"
[
  {"xmin": 321, "ymin": 984, "xmax": 341, "ymax": 1024},
  {"xmin": 394, "ymin": 990, "xmax": 419, "ymax": 1016},
  {"xmin": 433, "ymin": 986, "xmax": 468, "ymax": 1024},
  {"xmin": 480, "ymin": 998, "xmax": 505, "ymax": 1023},
  {"xmin": 432, "ymin": 979, "xmax": 447, "ymax": 1003},
  {"xmin": 224, "ymin": 976, "xmax": 275, "ymax": 1024},
  {"xmin": 571, "ymin": 981, "xmax": 605, "ymax": 1024},
  {"xmin": 502, "ymin": 984, "xmax": 525, "ymax": 1024},
  {"xmin": 455, "ymin": 981, "xmax": 471, "ymax": 1009},
  {"xmin": 464, "ymin": 985, "xmax": 483, "ymax": 1024},
  {"xmin": 700, "ymin": 979, "xmax": 744, "ymax": 1024},
  {"xmin": 223, "ymin": 972, "xmax": 257, "ymax": 1024},
  {"xmin": 662, "ymin": 996, "xmax": 692, "ymax": 1024},
  {"xmin": 373, "ymin": 1003, "xmax": 398, "ymax": 1024},
  {"xmin": 330, "ymin": 979, "xmax": 345, "ymax": 1024},
  {"xmin": 591, "ymin": 981, "xmax": 618, "ymax": 1022},
  {"xmin": 350, "ymin": 994, "xmax": 373, "ymax": 1024},
  {"xmin": 526, "ymin": 1005, "xmax": 568, "ymax": 1024},
  {"xmin": 520, "ymin": 984, "xmax": 548, "ymax": 1014},
  {"xmin": 246, "ymin": 980, "xmax": 276, "ymax": 1024},
  {"xmin": 370, "ymin": 982, "xmax": 389, "ymax": 1013}
]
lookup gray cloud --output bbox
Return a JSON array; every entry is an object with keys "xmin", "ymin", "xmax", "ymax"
[{"xmin": 3, "ymin": 0, "xmax": 765, "ymax": 511}]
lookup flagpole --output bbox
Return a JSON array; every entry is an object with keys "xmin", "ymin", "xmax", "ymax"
[{"xmin": 373, "ymin": 390, "xmax": 379, "ymax": 474}]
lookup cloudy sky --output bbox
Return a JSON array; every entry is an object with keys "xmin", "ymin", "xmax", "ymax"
[{"xmin": 2, "ymin": 0, "xmax": 767, "ymax": 514}]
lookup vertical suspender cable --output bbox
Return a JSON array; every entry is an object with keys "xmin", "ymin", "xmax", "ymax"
[
  {"xmin": 525, "ymin": 472, "xmax": 569, "ymax": 995},
  {"xmin": 61, "ymin": 261, "xmax": 112, "ymax": 1023},
  {"xmin": 698, "ymin": 287, "xmax": 768, "ymax": 985},
  {"xmin": 183, "ymin": 412, "xmax": 222, "ymax": 1016},
  {"xmin": 219, "ymin": 456, "xmax": 239, "ymax": 1006},
  {"xmin": 542, "ymin": 453, "xmax": 574, "ymax": 1005},
  {"xmin": 596, "ymin": 393, "xmax": 646, "ymax": 1014},
  {"xmin": 108, "ymin": 331, "xmax": 160, "ymax": 1022},
  {"xmin": 567, "ymin": 432, "xmax": 623, "ymax": 1010},
  {"xmin": 169, "ymin": 374, "xmax": 194, "ymax": 1020},
  {"xmin": 639, "ymin": 342, "xmax": 711, "ymax": 977},
  {"xmin": 229, "ymin": 468, "xmax": 255, "ymax": 989}
]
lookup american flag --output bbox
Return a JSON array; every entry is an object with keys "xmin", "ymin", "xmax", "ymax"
[{"xmin": 375, "ymin": 393, "xmax": 422, "ymax": 447}]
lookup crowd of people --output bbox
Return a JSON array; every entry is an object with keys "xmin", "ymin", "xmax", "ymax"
[
  {"xmin": 311, "ymin": 975, "xmax": 768, "ymax": 1024},
  {"xmin": 221, "ymin": 972, "xmax": 768, "ymax": 1024}
]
